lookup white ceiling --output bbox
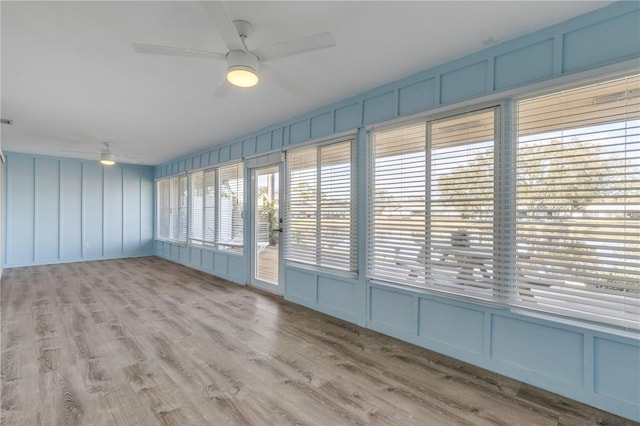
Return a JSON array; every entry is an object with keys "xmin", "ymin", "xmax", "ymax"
[{"xmin": 1, "ymin": 1, "xmax": 613, "ymax": 166}]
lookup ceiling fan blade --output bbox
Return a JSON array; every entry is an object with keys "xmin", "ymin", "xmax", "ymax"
[
  {"xmin": 199, "ymin": 1, "xmax": 244, "ymax": 52},
  {"xmin": 253, "ymin": 32, "xmax": 335, "ymax": 62},
  {"xmin": 212, "ymin": 78, "xmax": 231, "ymax": 98},
  {"xmin": 261, "ymin": 64, "xmax": 303, "ymax": 95},
  {"xmin": 132, "ymin": 43, "xmax": 225, "ymax": 60}
]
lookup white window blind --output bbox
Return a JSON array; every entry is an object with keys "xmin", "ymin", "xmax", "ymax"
[
  {"xmin": 217, "ymin": 162, "xmax": 244, "ymax": 253},
  {"xmin": 369, "ymin": 108, "xmax": 498, "ymax": 300},
  {"xmin": 515, "ymin": 74, "xmax": 640, "ymax": 329},
  {"xmin": 286, "ymin": 139, "xmax": 356, "ymax": 271},
  {"xmin": 430, "ymin": 109, "xmax": 496, "ymax": 297},
  {"xmin": 370, "ymin": 122, "xmax": 426, "ymax": 284},
  {"xmin": 189, "ymin": 169, "xmax": 215, "ymax": 246},
  {"xmin": 156, "ymin": 179, "xmax": 170, "ymax": 239},
  {"xmin": 288, "ymin": 147, "xmax": 318, "ymax": 265},
  {"xmin": 156, "ymin": 174, "xmax": 187, "ymax": 243}
]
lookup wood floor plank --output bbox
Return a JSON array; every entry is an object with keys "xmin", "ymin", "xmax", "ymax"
[{"xmin": 1, "ymin": 257, "xmax": 636, "ymax": 426}]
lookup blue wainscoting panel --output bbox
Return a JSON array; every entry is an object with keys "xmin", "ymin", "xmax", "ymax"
[
  {"xmin": 192, "ymin": 155, "xmax": 201, "ymax": 170},
  {"xmin": 440, "ymin": 61, "xmax": 488, "ymax": 104},
  {"xmin": 290, "ymin": 120, "xmax": 311, "ymax": 145},
  {"xmin": 311, "ymin": 112, "xmax": 333, "ymax": 139},
  {"xmin": 169, "ymin": 243, "xmax": 180, "ymax": 261},
  {"xmin": 285, "ymin": 268, "xmax": 316, "ymax": 304},
  {"xmin": 334, "ymin": 102, "xmax": 362, "ymax": 132},
  {"xmin": 256, "ymin": 132, "xmax": 272, "ymax": 153},
  {"xmin": 563, "ymin": 10, "xmax": 640, "ymax": 73},
  {"xmin": 201, "ymin": 249, "xmax": 214, "ymax": 271},
  {"xmin": 242, "ymin": 138, "xmax": 257, "ymax": 157},
  {"xmin": 271, "ymin": 128, "xmax": 284, "ymax": 150},
  {"xmin": 491, "ymin": 315, "xmax": 584, "ymax": 387},
  {"xmin": 60, "ymin": 160, "xmax": 82, "ymax": 260},
  {"xmin": 140, "ymin": 167, "xmax": 154, "ymax": 253},
  {"xmin": 154, "ymin": 242, "xmax": 245, "ymax": 285},
  {"xmin": 419, "ymin": 298, "xmax": 485, "ymax": 355},
  {"xmin": 190, "ymin": 246, "xmax": 202, "ymax": 268},
  {"xmin": 103, "ymin": 166, "xmax": 123, "ymax": 257},
  {"xmin": 214, "ymin": 252, "xmax": 228, "ymax": 275},
  {"xmin": 6, "ymin": 155, "xmax": 35, "ymax": 265},
  {"xmin": 219, "ymin": 146, "xmax": 230, "ymax": 163},
  {"xmin": 369, "ymin": 286, "xmax": 416, "ymax": 335},
  {"xmin": 494, "ymin": 39, "xmax": 554, "ymax": 90},
  {"xmin": 82, "ymin": 162, "xmax": 104, "ymax": 259},
  {"xmin": 363, "ymin": 91, "xmax": 396, "ymax": 124},
  {"xmin": 35, "ymin": 157, "xmax": 60, "ymax": 262},
  {"xmin": 317, "ymin": 275, "xmax": 357, "ymax": 318},
  {"xmin": 594, "ymin": 337, "xmax": 640, "ymax": 404},
  {"xmin": 209, "ymin": 149, "xmax": 219, "ymax": 166},
  {"xmin": 179, "ymin": 245, "xmax": 189, "ymax": 263},
  {"xmin": 398, "ymin": 78, "xmax": 436, "ymax": 115},
  {"xmin": 200, "ymin": 153, "xmax": 209, "ymax": 168},
  {"xmin": 123, "ymin": 168, "xmax": 141, "ymax": 255},
  {"xmin": 230, "ymin": 142, "xmax": 243, "ymax": 160},
  {"xmin": 227, "ymin": 254, "xmax": 245, "ymax": 284}
]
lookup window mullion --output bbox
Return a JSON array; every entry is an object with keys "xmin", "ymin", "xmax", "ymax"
[
  {"xmin": 494, "ymin": 103, "xmax": 513, "ymax": 300},
  {"xmin": 316, "ymin": 146, "xmax": 322, "ymax": 265},
  {"xmin": 425, "ymin": 122, "xmax": 432, "ymax": 284},
  {"xmin": 214, "ymin": 169, "xmax": 220, "ymax": 248}
]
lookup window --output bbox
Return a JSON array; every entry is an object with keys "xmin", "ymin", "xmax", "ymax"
[
  {"xmin": 187, "ymin": 162, "xmax": 244, "ymax": 253},
  {"xmin": 156, "ymin": 174, "xmax": 187, "ymax": 243},
  {"xmin": 189, "ymin": 169, "xmax": 215, "ymax": 246},
  {"xmin": 515, "ymin": 74, "xmax": 639, "ymax": 329},
  {"xmin": 369, "ymin": 74, "xmax": 639, "ymax": 330},
  {"xmin": 217, "ymin": 162, "xmax": 244, "ymax": 253},
  {"xmin": 286, "ymin": 138, "xmax": 356, "ymax": 271},
  {"xmin": 369, "ymin": 108, "xmax": 498, "ymax": 299}
]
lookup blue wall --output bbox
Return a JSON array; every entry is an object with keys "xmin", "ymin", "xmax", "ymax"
[
  {"xmin": 3, "ymin": 153, "xmax": 154, "ymax": 267},
  {"xmin": 154, "ymin": 241, "xmax": 246, "ymax": 285},
  {"xmin": 153, "ymin": 3, "xmax": 640, "ymax": 421}
]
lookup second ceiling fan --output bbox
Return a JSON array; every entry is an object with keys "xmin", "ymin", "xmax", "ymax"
[{"xmin": 132, "ymin": 1, "xmax": 336, "ymax": 97}]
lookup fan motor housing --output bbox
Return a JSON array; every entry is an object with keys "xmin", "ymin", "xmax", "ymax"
[{"xmin": 226, "ymin": 50, "xmax": 259, "ymax": 71}]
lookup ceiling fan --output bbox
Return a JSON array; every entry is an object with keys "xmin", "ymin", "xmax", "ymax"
[
  {"xmin": 132, "ymin": 1, "xmax": 335, "ymax": 97},
  {"xmin": 99, "ymin": 142, "xmax": 116, "ymax": 165}
]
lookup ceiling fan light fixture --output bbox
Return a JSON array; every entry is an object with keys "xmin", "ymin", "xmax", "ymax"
[
  {"xmin": 100, "ymin": 151, "xmax": 116, "ymax": 165},
  {"xmin": 227, "ymin": 66, "xmax": 259, "ymax": 87},
  {"xmin": 226, "ymin": 50, "xmax": 259, "ymax": 88}
]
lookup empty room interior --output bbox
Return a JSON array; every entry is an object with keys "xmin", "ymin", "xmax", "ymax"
[{"xmin": 1, "ymin": 1, "xmax": 639, "ymax": 425}]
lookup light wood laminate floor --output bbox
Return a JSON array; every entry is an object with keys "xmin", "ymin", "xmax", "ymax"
[{"xmin": 1, "ymin": 257, "xmax": 635, "ymax": 425}]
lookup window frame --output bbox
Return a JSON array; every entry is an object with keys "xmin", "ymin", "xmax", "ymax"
[
  {"xmin": 216, "ymin": 161, "xmax": 245, "ymax": 253},
  {"xmin": 188, "ymin": 168, "xmax": 216, "ymax": 248},
  {"xmin": 155, "ymin": 173, "xmax": 188, "ymax": 244},
  {"xmin": 511, "ymin": 72, "xmax": 639, "ymax": 330},
  {"xmin": 186, "ymin": 161, "xmax": 245, "ymax": 253},
  {"xmin": 285, "ymin": 136, "xmax": 358, "ymax": 273},
  {"xmin": 367, "ymin": 105, "xmax": 502, "ymax": 301},
  {"xmin": 365, "ymin": 70, "xmax": 639, "ymax": 331}
]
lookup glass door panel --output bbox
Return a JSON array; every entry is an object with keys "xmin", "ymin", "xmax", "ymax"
[{"xmin": 252, "ymin": 164, "xmax": 282, "ymax": 293}]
